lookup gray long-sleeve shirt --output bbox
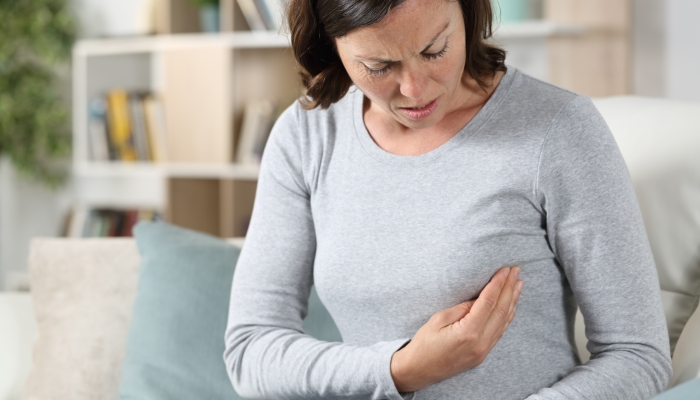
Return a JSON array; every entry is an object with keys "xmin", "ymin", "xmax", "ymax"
[{"xmin": 224, "ymin": 66, "xmax": 672, "ymax": 399}]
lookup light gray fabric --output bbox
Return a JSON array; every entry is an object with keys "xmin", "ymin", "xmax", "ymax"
[{"xmin": 224, "ymin": 67, "xmax": 672, "ymax": 399}]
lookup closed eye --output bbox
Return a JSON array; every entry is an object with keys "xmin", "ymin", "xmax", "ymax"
[
  {"xmin": 423, "ymin": 39, "xmax": 449, "ymax": 60},
  {"xmin": 363, "ymin": 37, "xmax": 448, "ymax": 77},
  {"xmin": 364, "ymin": 63, "xmax": 393, "ymax": 77}
]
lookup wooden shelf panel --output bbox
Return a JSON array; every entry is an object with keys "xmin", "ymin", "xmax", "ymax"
[
  {"xmin": 73, "ymin": 21, "xmax": 582, "ymax": 57},
  {"xmin": 74, "ymin": 31, "xmax": 291, "ymax": 57},
  {"xmin": 494, "ymin": 21, "xmax": 584, "ymax": 38}
]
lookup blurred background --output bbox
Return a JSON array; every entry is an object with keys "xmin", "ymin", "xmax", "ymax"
[{"xmin": 1, "ymin": 0, "xmax": 699, "ymax": 291}]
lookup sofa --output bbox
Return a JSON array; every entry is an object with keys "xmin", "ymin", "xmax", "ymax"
[{"xmin": 1, "ymin": 96, "xmax": 700, "ymax": 399}]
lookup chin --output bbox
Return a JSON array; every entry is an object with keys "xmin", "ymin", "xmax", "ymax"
[{"xmin": 398, "ymin": 114, "xmax": 441, "ymax": 130}]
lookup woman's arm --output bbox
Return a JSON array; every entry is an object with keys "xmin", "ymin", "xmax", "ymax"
[
  {"xmin": 528, "ymin": 96, "xmax": 672, "ymax": 399},
  {"xmin": 224, "ymin": 104, "xmax": 412, "ymax": 400}
]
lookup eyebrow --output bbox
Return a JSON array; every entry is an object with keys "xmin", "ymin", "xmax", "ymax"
[{"xmin": 358, "ymin": 22, "xmax": 450, "ymax": 63}]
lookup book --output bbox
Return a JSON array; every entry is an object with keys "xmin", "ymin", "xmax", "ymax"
[
  {"xmin": 253, "ymin": 0, "xmax": 276, "ymax": 30},
  {"xmin": 129, "ymin": 93, "xmax": 151, "ymax": 161},
  {"xmin": 236, "ymin": 99, "xmax": 276, "ymax": 165},
  {"xmin": 237, "ymin": 0, "xmax": 268, "ymax": 31},
  {"xmin": 143, "ymin": 95, "xmax": 169, "ymax": 162},
  {"xmin": 263, "ymin": 0, "xmax": 287, "ymax": 31},
  {"xmin": 106, "ymin": 89, "xmax": 138, "ymax": 161},
  {"xmin": 67, "ymin": 206, "xmax": 90, "ymax": 237},
  {"xmin": 87, "ymin": 97, "xmax": 110, "ymax": 161},
  {"xmin": 252, "ymin": 102, "xmax": 278, "ymax": 163}
]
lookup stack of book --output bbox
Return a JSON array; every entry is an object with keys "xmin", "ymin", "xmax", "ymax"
[
  {"xmin": 237, "ymin": 0, "xmax": 287, "ymax": 31},
  {"xmin": 88, "ymin": 89, "xmax": 168, "ymax": 162},
  {"xmin": 66, "ymin": 207, "xmax": 162, "ymax": 237}
]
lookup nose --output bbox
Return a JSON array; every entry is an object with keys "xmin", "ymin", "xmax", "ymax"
[{"xmin": 398, "ymin": 62, "xmax": 428, "ymax": 100}]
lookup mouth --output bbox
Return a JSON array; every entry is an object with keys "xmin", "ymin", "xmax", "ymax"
[{"xmin": 399, "ymin": 97, "xmax": 440, "ymax": 120}]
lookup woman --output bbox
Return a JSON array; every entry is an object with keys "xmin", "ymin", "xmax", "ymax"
[{"xmin": 224, "ymin": 0, "xmax": 672, "ymax": 398}]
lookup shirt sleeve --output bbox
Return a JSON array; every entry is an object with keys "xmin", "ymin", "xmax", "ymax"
[
  {"xmin": 526, "ymin": 96, "xmax": 673, "ymax": 399},
  {"xmin": 223, "ymin": 104, "xmax": 413, "ymax": 400}
]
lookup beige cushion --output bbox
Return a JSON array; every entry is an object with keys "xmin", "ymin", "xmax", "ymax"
[{"xmin": 23, "ymin": 238, "xmax": 141, "ymax": 400}]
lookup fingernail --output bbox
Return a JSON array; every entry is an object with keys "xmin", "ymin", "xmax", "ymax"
[
  {"xmin": 516, "ymin": 281, "xmax": 524, "ymax": 293},
  {"xmin": 513, "ymin": 266, "xmax": 521, "ymax": 279}
]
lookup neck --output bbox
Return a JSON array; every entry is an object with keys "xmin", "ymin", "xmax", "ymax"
[{"xmin": 362, "ymin": 69, "xmax": 505, "ymax": 156}]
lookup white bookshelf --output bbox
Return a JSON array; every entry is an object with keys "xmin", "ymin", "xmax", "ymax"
[{"xmin": 71, "ymin": 29, "xmax": 299, "ymax": 236}]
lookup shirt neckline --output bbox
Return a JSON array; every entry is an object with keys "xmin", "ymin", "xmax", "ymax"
[{"xmin": 353, "ymin": 66, "xmax": 517, "ymax": 167}]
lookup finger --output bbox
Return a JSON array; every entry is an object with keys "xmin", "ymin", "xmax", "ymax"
[
  {"xmin": 432, "ymin": 300, "xmax": 476, "ymax": 328},
  {"xmin": 506, "ymin": 280, "xmax": 524, "ymax": 317},
  {"xmin": 462, "ymin": 267, "xmax": 511, "ymax": 330},
  {"xmin": 496, "ymin": 304, "xmax": 518, "ymax": 342},
  {"xmin": 483, "ymin": 266, "xmax": 521, "ymax": 339},
  {"xmin": 502, "ymin": 282, "xmax": 523, "ymax": 333}
]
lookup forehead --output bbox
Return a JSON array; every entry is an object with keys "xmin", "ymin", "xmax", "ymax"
[{"xmin": 336, "ymin": 0, "xmax": 458, "ymax": 55}]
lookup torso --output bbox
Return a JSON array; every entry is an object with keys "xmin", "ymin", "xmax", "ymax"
[{"xmin": 304, "ymin": 67, "xmax": 581, "ymax": 398}]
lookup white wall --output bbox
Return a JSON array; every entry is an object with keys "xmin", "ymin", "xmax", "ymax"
[
  {"xmin": 71, "ymin": 0, "xmax": 154, "ymax": 38},
  {"xmin": 633, "ymin": 0, "xmax": 666, "ymax": 97},
  {"xmin": 632, "ymin": 0, "xmax": 700, "ymax": 101},
  {"xmin": 665, "ymin": 0, "xmax": 700, "ymax": 101},
  {"xmin": 0, "ymin": 159, "xmax": 74, "ymax": 290}
]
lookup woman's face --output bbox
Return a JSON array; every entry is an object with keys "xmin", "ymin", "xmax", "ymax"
[{"xmin": 335, "ymin": 0, "xmax": 467, "ymax": 130}]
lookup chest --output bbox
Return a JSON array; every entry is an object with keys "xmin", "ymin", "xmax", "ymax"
[{"xmin": 309, "ymin": 146, "xmax": 551, "ymax": 325}]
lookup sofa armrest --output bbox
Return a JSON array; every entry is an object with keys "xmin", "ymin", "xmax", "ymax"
[
  {"xmin": 670, "ymin": 301, "xmax": 700, "ymax": 387},
  {"xmin": 0, "ymin": 292, "xmax": 36, "ymax": 400}
]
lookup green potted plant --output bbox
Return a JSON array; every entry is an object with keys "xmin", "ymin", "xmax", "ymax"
[
  {"xmin": 0, "ymin": 0, "xmax": 76, "ymax": 187},
  {"xmin": 188, "ymin": 0, "xmax": 220, "ymax": 33}
]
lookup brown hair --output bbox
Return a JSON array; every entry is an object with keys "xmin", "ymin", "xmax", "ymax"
[{"xmin": 287, "ymin": 0, "xmax": 507, "ymax": 109}]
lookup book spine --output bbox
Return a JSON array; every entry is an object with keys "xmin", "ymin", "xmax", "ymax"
[
  {"xmin": 143, "ymin": 95, "xmax": 169, "ymax": 162},
  {"xmin": 265, "ymin": 0, "xmax": 287, "ymax": 31},
  {"xmin": 124, "ymin": 210, "xmax": 140, "ymax": 236},
  {"xmin": 253, "ymin": 100, "xmax": 277, "ymax": 163},
  {"xmin": 67, "ymin": 207, "xmax": 89, "ymax": 238},
  {"xmin": 253, "ymin": 0, "xmax": 276, "ymax": 30},
  {"xmin": 237, "ymin": 0, "xmax": 268, "ymax": 31},
  {"xmin": 129, "ymin": 93, "xmax": 151, "ymax": 161},
  {"xmin": 87, "ymin": 97, "xmax": 110, "ymax": 161},
  {"xmin": 106, "ymin": 89, "xmax": 138, "ymax": 161}
]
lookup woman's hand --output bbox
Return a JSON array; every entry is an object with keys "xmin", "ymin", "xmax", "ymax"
[{"xmin": 390, "ymin": 266, "xmax": 524, "ymax": 393}]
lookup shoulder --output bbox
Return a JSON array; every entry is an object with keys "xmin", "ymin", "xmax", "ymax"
[
  {"xmin": 262, "ymin": 88, "xmax": 357, "ymax": 191},
  {"xmin": 269, "ymin": 88, "xmax": 356, "ymax": 149},
  {"xmin": 501, "ymin": 68, "xmax": 609, "ymax": 147},
  {"xmin": 504, "ymin": 68, "xmax": 586, "ymax": 122}
]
